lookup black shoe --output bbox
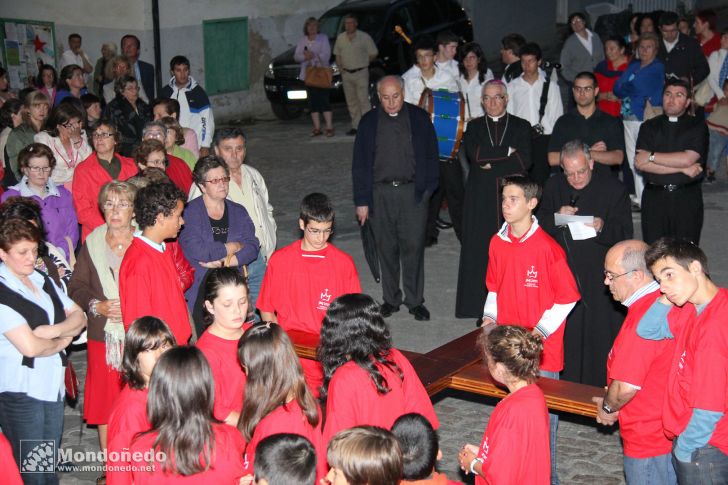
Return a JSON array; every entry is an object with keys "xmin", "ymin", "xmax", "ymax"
[
  {"xmin": 435, "ymin": 217, "xmax": 453, "ymax": 230},
  {"xmin": 380, "ymin": 302, "xmax": 400, "ymax": 317},
  {"xmin": 346, "ymin": 128, "xmax": 357, "ymax": 135},
  {"xmin": 706, "ymin": 171, "xmax": 716, "ymax": 184},
  {"xmin": 425, "ymin": 236, "xmax": 438, "ymax": 247},
  {"xmin": 409, "ymin": 305, "xmax": 430, "ymax": 321},
  {"xmin": 475, "ymin": 317, "xmax": 483, "ymax": 328}
]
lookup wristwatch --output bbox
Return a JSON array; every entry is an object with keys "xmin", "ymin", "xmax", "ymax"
[
  {"xmin": 602, "ymin": 401, "xmax": 616, "ymax": 414},
  {"xmin": 648, "ymin": 152, "xmax": 655, "ymax": 163}
]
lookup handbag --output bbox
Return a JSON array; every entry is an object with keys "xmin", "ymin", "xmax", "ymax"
[
  {"xmin": 304, "ymin": 65, "xmax": 332, "ymax": 89},
  {"xmin": 643, "ymin": 99, "xmax": 663, "ymax": 120},
  {"xmin": 693, "ymin": 79, "xmax": 714, "ymax": 107},
  {"xmin": 65, "ymin": 360, "xmax": 79, "ymax": 402}
]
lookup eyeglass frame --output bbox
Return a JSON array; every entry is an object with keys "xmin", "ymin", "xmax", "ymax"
[
  {"xmin": 603, "ymin": 269, "xmax": 634, "ymax": 282},
  {"xmin": 204, "ymin": 176, "xmax": 231, "ymax": 185}
]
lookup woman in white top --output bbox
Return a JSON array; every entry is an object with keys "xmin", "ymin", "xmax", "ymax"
[
  {"xmin": 706, "ymin": 31, "xmax": 728, "ymax": 105},
  {"xmin": 458, "ymin": 42, "xmax": 494, "ymax": 125},
  {"xmin": 34, "ymin": 103, "xmax": 92, "ymax": 190}
]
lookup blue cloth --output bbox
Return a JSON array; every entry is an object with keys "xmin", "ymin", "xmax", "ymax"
[
  {"xmin": 636, "ymin": 299, "xmax": 673, "ymax": 340},
  {"xmin": 0, "ymin": 265, "xmax": 74, "ymax": 401},
  {"xmin": 178, "ymin": 197, "xmax": 259, "ymax": 311},
  {"xmin": 720, "ymin": 55, "xmax": 728, "ymax": 92},
  {"xmin": 708, "ymin": 126, "xmax": 728, "ymax": 173},
  {"xmin": 623, "ymin": 453, "xmax": 677, "ymax": 485},
  {"xmin": 53, "ymin": 87, "xmax": 88, "ymax": 107},
  {"xmin": 675, "ymin": 409, "xmax": 724, "ymax": 463},
  {"xmin": 246, "ymin": 253, "xmax": 266, "ymax": 322},
  {"xmin": 614, "ymin": 60, "xmax": 664, "ymax": 121},
  {"xmin": 541, "ymin": 369, "xmax": 560, "ymax": 485},
  {"xmin": 352, "ymin": 104, "xmax": 440, "ymax": 207},
  {"xmin": 135, "ymin": 60, "xmax": 156, "ymax": 100},
  {"xmin": 0, "ymin": 391, "xmax": 64, "ymax": 485}
]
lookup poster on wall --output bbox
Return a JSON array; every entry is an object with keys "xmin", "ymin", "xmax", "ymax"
[{"xmin": 1, "ymin": 18, "xmax": 56, "ymax": 90}]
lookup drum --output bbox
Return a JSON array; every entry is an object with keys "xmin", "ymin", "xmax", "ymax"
[{"xmin": 418, "ymin": 88, "xmax": 465, "ymax": 161}]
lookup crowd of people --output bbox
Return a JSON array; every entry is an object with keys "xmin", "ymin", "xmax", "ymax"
[{"xmin": 0, "ymin": 6, "xmax": 727, "ymax": 485}]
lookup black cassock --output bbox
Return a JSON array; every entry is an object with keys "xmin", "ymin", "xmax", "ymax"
[
  {"xmin": 537, "ymin": 164, "xmax": 633, "ymax": 386},
  {"xmin": 455, "ymin": 114, "xmax": 532, "ymax": 318}
]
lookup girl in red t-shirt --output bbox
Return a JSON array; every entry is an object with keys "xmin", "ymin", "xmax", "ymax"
[
  {"xmin": 129, "ymin": 346, "xmax": 245, "ymax": 484},
  {"xmin": 107, "ymin": 316, "xmax": 176, "ymax": 485},
  {"xmin": 237, "ymin": 322, "xmax": 324, "ymax": 483},
  {"xmin": 457, "ymin": 325, "xmax": 551, "ymax": 485},
  {"xmin": 196, "ymin": 267, "xmax": 251, "ymax": 426}
]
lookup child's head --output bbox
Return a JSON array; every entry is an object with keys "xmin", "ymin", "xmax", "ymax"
[
  {"xmin": 203, "ymin": 267, "xmax": 249, "ymax": 328},
  {"xmin": 299, "ymin": 192, "xmax": 334, "ymax": 251},
  {"xmin": 122, "ymin": 316, "xmax": 176, "ymax": 389},
  {"xmin": 500, "ymin": 175, "xmax": 541, "ymax": 225},
  {"xmin": 254, "ymin": 433, "xmax": 316, "ymax": 485},
  {"xmin": 480, "ymin": 325, "xmax": 543, "ymax": 385},
  {"xmin": 391, "ymin": 413, "xmax": 440, "ymax": 481},
  {"xmin": 326, "ymin": 426, "xmax": 403, "ymax": 485},
  {"xmin": 413, "ymin": 36, "xmax": 436, "ymax": 72}
]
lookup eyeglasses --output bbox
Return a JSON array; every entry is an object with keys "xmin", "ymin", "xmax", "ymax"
[
  {"xmin": 61, "ymin": 120, "xmax": 82, "ymax": 129},
  {"xmin": 604, "ymin": 269, "xmax": 634, "ymax": 282},
  {"xmin": 27, "ymin": 166, "xmax": 52, "ymax": 173},
  {"xmin": 145, "ymin": 158, "xmax": 167, "ymax": 168},
  {"xmin": 124, "ymin": 85, "xmax": 140, "ymax": 92},
  {"xmin": 144, "ymin": 131, "xmax": 166, "ymax": 139},
  {"xmin": 306, "ymin": 227, "xmax": 333, "ymax": 236},
  {"xmin": 482, "ymin": 94, "xmax": 506, "ymax": 102},
  {"xmin": 204, "ymin": 176, "xmax": 231, "ymax": 185},
  {"xmin": 572, "ymin": 86, "xmax": 595, "ymax": 93},
  {"xmin": 92, "ymin": 132, "xmax": 115, "ymax": 139},
  {"xmin": 103, "ymin": 201, "xmax": 133, "ymax": 211}
]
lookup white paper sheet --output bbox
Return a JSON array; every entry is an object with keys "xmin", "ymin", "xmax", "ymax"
[{"xmin": 554, "ymin": 213, "xmax": 597, "ymax": 240}]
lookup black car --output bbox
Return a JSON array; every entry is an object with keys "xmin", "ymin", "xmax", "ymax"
[{"xmin": 263, "ymin": 0, "xmax": 473, "ymax": 119}]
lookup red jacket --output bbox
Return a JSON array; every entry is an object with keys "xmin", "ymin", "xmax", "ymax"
[{"xmin": 166, "ymin": 154, "xmax": 193, "ymax": 194}]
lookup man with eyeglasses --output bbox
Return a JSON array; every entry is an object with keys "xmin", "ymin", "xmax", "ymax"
[
  {"xmin": 537, "ymin": 140, "xmax": 632, "ymax": 386},
  {"xmin": 548, "ymin": 71, "xmax": 625, "ymax": 171},
  {"xmin": 592, "ymin": 239, "xmax": 677, "ymax": 485},
  {"xmin": 258, "ymin": 193, "xmax": 360, "ymax": 395},
  {"xmin": 657, "ymin": 11, "xmax": 709, "ymax": 86}
]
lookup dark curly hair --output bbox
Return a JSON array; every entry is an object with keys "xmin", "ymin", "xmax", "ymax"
[
  {"xmin": 133, "ymin": 181, "xmax": 185, "ymax": 230},
  {"xmin": 317, "ymin": 293, "xmax": 402, "ymax": 402},
  {"xmin": 480, "ymin": 325, "xmax": 543, "ymax": 383}
]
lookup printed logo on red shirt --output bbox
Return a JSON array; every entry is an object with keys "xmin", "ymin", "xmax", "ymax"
[
  {"xmin": 525, "ymin": 265, "xmax": 539, "ymax": 289},
  {"xmin": 480, "ymin": 436, "xmax": 490, "ymax": 461},
  {"xmin": 317, "ymin": 288, "xmax": 332, "ymax": 310},
  {"xmin": 677, "ymin": 350, "xmax": 686, "ymax": 373}
]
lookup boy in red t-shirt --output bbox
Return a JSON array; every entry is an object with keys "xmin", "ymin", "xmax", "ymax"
[
  {"xmin": 481, "ymin": 175, "xmax": 580, "ymax": 485},
  {"xmin": 258, "ymin": 193, "xmax": 361, "ymax": 394}
]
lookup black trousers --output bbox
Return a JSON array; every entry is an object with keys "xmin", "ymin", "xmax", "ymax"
[
  {"xmin": 641, "ymin": 183, "xmax": 703, "ymax": 244},
  {"xmin": 530, "ymin": 134, "xmax": 551, "ymax": 187},
  {"xmin": 426, "ymin": 158, "xmax": 464, "ymax": 241},
  {"xmin": 370, "ymin": 183, "xmax": 429, "ymax": 309}
]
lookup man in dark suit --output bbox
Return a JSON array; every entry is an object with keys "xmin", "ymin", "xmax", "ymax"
[
  {"xmin": 657, "ymin": 11, "xmax": 709, "ymax": 85},
  {"xmin": 352, "ymin": 75, "xmax": 439, "ymax": 321},
  {"xmin": 121, "ymin": 34, "xmax": 155, "ymax": 102}
]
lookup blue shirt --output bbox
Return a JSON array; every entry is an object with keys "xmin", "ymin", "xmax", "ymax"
[
  {"xmin": 614, "ymin": 59, "xmax": 664, "ymax": 121},
  {"xmin": 0, "ymin": 264, "xmax": 75, "ymax": 401}
]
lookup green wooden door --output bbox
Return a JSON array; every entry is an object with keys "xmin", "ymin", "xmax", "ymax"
[{"xmin": 203, "ymin": 17, "xmax": 249, "ymax": 94}]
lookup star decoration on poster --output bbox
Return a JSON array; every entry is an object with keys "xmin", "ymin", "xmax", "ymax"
[{"xmin": 33, "ymin": 35, "xmax": 47, "ymax": 53}]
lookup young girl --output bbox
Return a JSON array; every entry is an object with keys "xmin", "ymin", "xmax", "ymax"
[
  {"xmin": 106, "ymin": 317, "xmax": 175, "ymax": 485},
  {"xmin": 318, "ymin": 293, "xmax": 439, "ymax": 444},
  {"xmin": 130, "ymin": 346, "xmax": 245, "ymax": 483},
  {"xmin": 237, "ymin": 322, "xmax": 324, "ymax": 481},
  {"xmin": 196, "ymin": 267, "xmax": 250, "ymax": 426},
  {"xmin": 326, "ymin": 426, "xmax": 403, "ymax": 485},
  {"xmin": 457, "ymin": 325, "xmax": 550, "ymax": 484}
]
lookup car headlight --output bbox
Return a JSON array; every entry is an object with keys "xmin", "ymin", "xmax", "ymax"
[
  {"xmin": 330, "ymin": 61, "xmax": 340, "ymax": 77},
  {"xmin": 265, "ymin": 62, "xmax": 275, "ymax": 79}
]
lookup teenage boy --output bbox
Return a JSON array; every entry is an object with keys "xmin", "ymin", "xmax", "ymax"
[
  {"xmin": 392, "ymin": 413, "xmax": 460, "ymax": 484},
  {"xmin": 637, "ymin": 238, "xmax": 728, "ymax": 483},
  {"xmin": 257, "ymin": 193, "xmax": 361, "ymax": 394},
  {"xmin": 119, "ymin": 182, "xmax": 191, "ymax": 344},
  {"xmin": 160, "ymin": 55, "xmax": 215, "ymax": 155},
  {"xmin": 402, "ymin": 36, "xmax": 459, "ymax": 105},
  {"xmin": 482, "ymin": 174, "xmax": 580, "ymax": 485}
]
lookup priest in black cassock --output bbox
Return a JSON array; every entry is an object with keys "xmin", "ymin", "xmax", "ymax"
[
  {"xmin": 455, "ymin": 79, "xmax": 532, "ymax": 320},
  {"xmin": 537, "ymin": 140, "xmax": 633, "ymax": 386}
]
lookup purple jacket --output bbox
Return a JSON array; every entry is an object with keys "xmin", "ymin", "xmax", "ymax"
[
  {"xmin": 2, "ymin": 178, "xmax": 79, "ymax": 259},
  {"xmin": 179, "ymin": 196, "xmax": 259, "ymax": 310}
]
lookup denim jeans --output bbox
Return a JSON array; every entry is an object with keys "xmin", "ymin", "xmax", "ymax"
[
  {"xmin": 707, "ymin": 129, "xmax": 728, "ymax": 173},
  {"xmin": 540, "ymin": 369, "xmax": 560, "ymax": 485},
  {"xmin": 246, "ymin": 253, "xmax": 267, "ymax": 321},
  {"xmin": 0, "ymin": 391, "xmax": 64, "ymax": 485},
  {"xmin": 673, "ymin": 444, "xmax": 728, "ymax": 485},
  {"xmin": 624, "ymin": 453, "xmax": 677, "ymax": 485}
]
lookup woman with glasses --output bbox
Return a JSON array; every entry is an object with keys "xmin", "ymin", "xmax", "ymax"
[
  {"xmin": 54, "ymin": 64, "xmax": 88, "ymax": 107},
  {"xmin": 140, "ymin": 121, "xmax": 193, "ymax": 193},
  {"xmin": 179, "ymin": 155, "xmax": 258, "ymax": 333},
  {"xmin": 72, "ymin": 119, "xmax": 138, "ymax": 241},
  {"xmin": 103, "ymin": 74, "xmax": 151, "ymax": 157},
  {"xmin": 67, "ymin": 181, "xmax": 137, "ymax": 465},
  {"xmin": 1, "ymin": 143, "xmax": 78, "ymax": 260},
  {"xmin": 34, "ymin": 103, "xmax": 92, "ymax": 190}
]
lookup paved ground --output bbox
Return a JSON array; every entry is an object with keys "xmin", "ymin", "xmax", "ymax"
[{"xmin": 58, "ymin": 105, "xmax": 728, "ymax": 484}]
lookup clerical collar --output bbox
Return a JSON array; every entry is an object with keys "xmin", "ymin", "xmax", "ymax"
[
  {"xmin": 489, "ymin": 112, "xmax": 506, "ymax": 122},
  {"xmin": 668, "ymin": 116, "xmax": 679, "ymax": 122}
]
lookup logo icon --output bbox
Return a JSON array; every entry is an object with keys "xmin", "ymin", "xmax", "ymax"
[
  {"xmin": 527, "ymin": 265, "xmax": 538, "ymax": 279},
  {"xmin": 20, "ymin": 440, "xmax": 55, "ymax": 473},
  {"xmin": 320, "ymin": 288, "xmax": 331, "ymax": 303}
]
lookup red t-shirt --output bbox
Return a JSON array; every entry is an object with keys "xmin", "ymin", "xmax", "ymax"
[
  {"xmin": 476, "ymin": 384, "xmax": 550, "ymax": 485},
  {"xmin": 196, "ymin": 330, "xmax": 247, "ymax": 422},
  {"xmin": 663, "ymin": 288, "xmax": 728, "ymax": 454},
  {"xmin": 607, "ymin": 289, "xmax": 674, "ymax": 458},
  {"xmin": 403, "ymin": 473, "xmax": 462, "ymax": 485},
  {"xmin": 120, "ymin": 238, "xmax": 192, "ymax": 345},
  {"xmin": 258, "ymin": 241, "xmax": 361, "ymax": 393},
  {"xmin": 0, "ymin": 432, "xmax": 22, "ymax": 485},
  {"xmin": 242, "ymin": 400, "xmax": 325, "ymax": 482},
  {"xmin": 107, "ymin": 387, "xmax": 150, "ymax": 485},
  {"xmin": 486, "ymin": 224, "xmax": 580, "ymax": 371},
  {"xmin": 166, "ymin": 155, "xmax": 193, "ymax": 194},
  {"xmin": 323, "ymin": 348, "xmax": 439, "ymax": 445},
  {"xmin": 130, "ymin": 423, "xmax": 245, "ymax": 485}
]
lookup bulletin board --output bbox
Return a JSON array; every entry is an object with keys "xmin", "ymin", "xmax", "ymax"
[{"xmin": 0, "ymin": 18, "xmax": 57, "ymax": 90}]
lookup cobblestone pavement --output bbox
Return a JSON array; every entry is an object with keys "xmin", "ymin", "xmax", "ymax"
[{"xmin": 59, "ymin": 106, "xmax": 728, "ymax": 484}]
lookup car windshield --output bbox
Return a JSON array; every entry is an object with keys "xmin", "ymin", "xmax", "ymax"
[{"xmin": 319, "ymin": 8, "xmax": 386, "ymax": 40}]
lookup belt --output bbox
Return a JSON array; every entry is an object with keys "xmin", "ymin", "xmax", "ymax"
[
  {"xmin": 645, "ymin": 179, "xmax": 701, "ymax": 192},
  {"xmin": 377, "ymin": 179, "xmax": 412, "ymax": 187},
  {"xmin": 343, "ymin": 67, "xmax": 367, "ymax": 73}
]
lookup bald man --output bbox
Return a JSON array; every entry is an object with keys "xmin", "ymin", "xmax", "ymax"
[{"xmin": 594, "ymin": 240, "xmax": 676, "ymax": 485}]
